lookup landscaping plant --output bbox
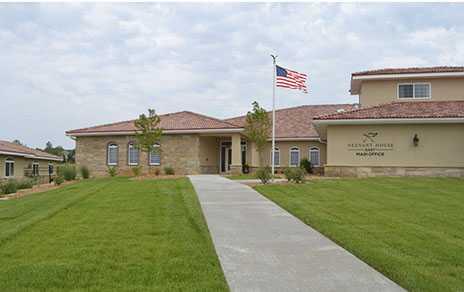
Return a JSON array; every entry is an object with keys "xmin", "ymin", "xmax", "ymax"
[
  {"xmin": 131, "ymin": 166, "xmax": 143, "ymax": 176},
  {"xmin": 300, "ymin": 158, "xmax": 313, "ymax": 174},
  {"xmin": 16, "ymin": 178, "xmax": 35, "ymax": 190},
  {"xmin": 107, "ymin": 166, "xmax": 118, "ymax": 177},
  {"xmin": 80, "ymin": 165, "xmax": 90, "ymax": 179},
  {"xmin": 0, "ymin": 180, "xmax": 18, "ymax": 194},
  {"xmin": 164, "ymin": 166, "xmax": 175, "ymax": 175},
  {"xmin": 154, "ymin": 168, "xmax": 160, "ymax": 176},
  {"xmin": 58, "ymin": 164, "xmax": 77, "ymax": 181},
  {"xmin": 284, "ymin": 167, "xmax": 306, "ymax": 183},
  {"xmin": 54, "ymin": 175, "xmax": 64, "ymax": 186},
  {"xmin": 244, "ymin": 101, "xmax": 271, "ymax": 165},
  {"xmin": 256, "ymin": 166, "xmax": 272, "ymax": 184}
]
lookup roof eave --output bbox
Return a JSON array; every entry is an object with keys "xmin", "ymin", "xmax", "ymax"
[
  {"xmin": 313, "ymin": 117, "xmax": 464, "ymax": 125},
  {"xmin": 66, "ymin": 128, "xmax": 244, "ymax": 137},
  {"xmin": 0, "ymin": 150, "xmax": 62, "ymax": 161}
]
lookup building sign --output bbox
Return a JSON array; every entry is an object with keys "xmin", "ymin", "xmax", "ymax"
[{"xmin": 347, "ymin": 132, "xmax": 393, "ymax": 157}]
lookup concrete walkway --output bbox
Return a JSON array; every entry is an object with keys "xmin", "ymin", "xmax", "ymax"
[{"xmin": 189, "ymin": 175, "xmax": 405, "ymax": 292}]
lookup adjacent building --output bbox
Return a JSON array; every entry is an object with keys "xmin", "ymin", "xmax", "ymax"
[
  {"xmin": 66, "ymin": 66, "xmax": 464, "ymax": 177},
  {"xmin": 0, "ymin": 140, "xmax": 62, "ymax": 180},
  {"xmin": 314, "ymin": 66, "xmax": 464, "ymax": 177}
]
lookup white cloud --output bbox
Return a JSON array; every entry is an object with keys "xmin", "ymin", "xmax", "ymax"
[{"xmin": 1, "ymin": 3, "xmax": 463, "ymax": 148}]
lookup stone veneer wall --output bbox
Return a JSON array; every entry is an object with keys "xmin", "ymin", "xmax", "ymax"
[
  {"xmin": 75, "ymin": 134, "xmax": 201, "ymax": 176},
  {"xmin": 325, "ymin": 166, "xmax": 464, "ymax": 178}
]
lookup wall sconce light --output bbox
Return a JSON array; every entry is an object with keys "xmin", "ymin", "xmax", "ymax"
[{"xmin": 413, "ymin": 134, "xmax": 420, "ymax": 147}]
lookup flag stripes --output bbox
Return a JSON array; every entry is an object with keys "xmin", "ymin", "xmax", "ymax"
[{"xmin": 276, "ymin": 65, "xmax": 308, "ymax": 93}]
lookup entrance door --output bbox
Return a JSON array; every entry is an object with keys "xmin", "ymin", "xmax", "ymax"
[{"xmin": 220, "ymin": 143, "xmax": 232, "ymax": 173}]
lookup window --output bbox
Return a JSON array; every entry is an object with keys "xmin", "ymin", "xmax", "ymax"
[
  {"xmin": 398, "ymin": 83, "xmax": 431, "ymax": 99},
  {"xmin": 48, "ymin": 163, "xmax": 54, "ymax": 175},
  {"xmin": 5, "ymin": 158, "xmax": 14, "ymax": 178},
  {"xmin": 149, "ymin": 143, "xmax": 161, "ymax": 165},
  {"xmin": 107, "ymin": 143, "xmax": 118, "ymax": 165},
  {"xmin": 32, "ymin": 161, "xmax": 39, "ymax": 176},
  {"xmin": 128, "ymin": 143, "xmax": 139, "ymax": 165},
  {"xmin": 289, "ymin": 147, "xmax": 300, "ymax": 167},
  {"xmin": 309, "ymin": 147, "xmax": 320, "ymax": 167},
  {"xmin": 270, "ymin": 147, "xmax": 280, "ymax": 166}
]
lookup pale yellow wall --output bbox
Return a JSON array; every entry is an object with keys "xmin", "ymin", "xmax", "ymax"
[
  {"xmin": 199, "ymin": 136, "xmax": 219, "ymax": 167},
  {"xmin": 359, "ymin": 78, "xmax": 464, "ymax": 107},
  {"xmin": 0, "ymin": 154, "xmax": 57, "ymax": 179},
  {"xmin": 326, "ymin": 124, "xmax": 464, "ymax": 167},
  {"xmin": 252, "ymin": 141, "xmax": 326, "ymax": 168}
]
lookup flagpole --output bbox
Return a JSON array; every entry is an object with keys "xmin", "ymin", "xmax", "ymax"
[{"xmin": 270, "ymin": 54, "xmax": 277, "ymax": 182}]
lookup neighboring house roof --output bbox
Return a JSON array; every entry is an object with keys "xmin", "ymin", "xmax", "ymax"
[
  {"xmin": 314, "ymin": 101, "xmax": 464, "ymax": 121},
  {"xmin": 352, "ymin": 66, "xmax": 464, "ymax": 76},
  {"xmin": 0, "ymin": 140, "xmax": 63, "ymax": 161},
  {"xmin": 66, "ymin": 111, "xmax": 241, "ymax": 136},
  {"xmin": 350, "ymin": 66, "xmax": 464, "ymax": 95},
  {"xmin": 225, "ymin": 104, "xmax": 357, "ymax": 140}
]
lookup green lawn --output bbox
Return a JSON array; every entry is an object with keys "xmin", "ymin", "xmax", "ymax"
[
  {"xmin": 0, "ymin": 177, "xmax": 228, "ymax": 292},
  {"xmin": 256, "ymin": 177, "xmax": 464, "ymax": 292}
]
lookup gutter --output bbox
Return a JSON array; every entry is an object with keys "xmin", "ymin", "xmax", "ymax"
[
  {"xmin": 312, "ymin": 117, "xmax": 464, "ymax": 125},
  {"xmin": 0, "ymin": 150, "xmax": 62, "ymax": 161},
  {"xmin": 66, "ymin": 128, "xmax": 245, "ymax": 137}
]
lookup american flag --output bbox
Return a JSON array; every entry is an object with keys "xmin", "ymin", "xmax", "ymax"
[{"xmin": 276, "ymin": 65, "xmax": 308, "ymax": 93}]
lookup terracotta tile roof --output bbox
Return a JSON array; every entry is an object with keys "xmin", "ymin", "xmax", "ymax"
[
  {"xmin": 225, "ymin": 104, "xmax": 357, "ymax": 139},
  {"xmin": 314, "ymin": 101, "xmax": 464, "ymax": 120},
  {"xmin": 352, "ymin": 66, "xmax": 464, "ymax": 76},
  {"xmin": 66, "ymin": 111, "xmax": 240, "ymax": 135},
  {"xmin": 0, "ymin": 140, "xmax": 62, "ymax": 161}
]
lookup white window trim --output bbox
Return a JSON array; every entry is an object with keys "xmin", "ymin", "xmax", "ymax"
[
  {"xmin": 149, "ymin": 144, "xmax": 161, "ymax": 166},
  {"xmin": 5, "ymin": 158, "xmax": 14, "ymax": 178},
  {"xmin": 309, "ymin": 147, "xmax": 320, "ymax": 167},
  {"xmin": 397, "ymin": 82, "xmax": 432, "ymax": 100},
  {"xmin": 127, "ymin": 143, "xmax": 139, "ymax": 166},
  {"xmin": 271, "ymin": 147, "xmax": 280, "ymax": 167},
  {"xmin": 32, "ymin": 161, "xmax": 40, "ymax": 176},
  {"xmin": 289, "ymin": 147, "xmax": 300, "ymax": 167},
  {"xmin": 107, "ymin": 144, "xmax": 118, "ymax": 166}
]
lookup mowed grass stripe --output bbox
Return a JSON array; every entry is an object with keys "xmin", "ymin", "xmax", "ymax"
[
  {"xmin": 0, "ymin": 178, "xmax": 228, "ymax": 292},
  {"xmin": 256, "ymin": 177, "xmax": 464, "ymax": 292}
]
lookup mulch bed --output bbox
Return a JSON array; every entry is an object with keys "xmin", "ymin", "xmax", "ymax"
[
  {"xmin": 129, "ymin": 175, "xmax": 186, "ymax": 181},
  {"xmin": 0, "ymin": 180, "xmax": 78, "ymax": 201}
]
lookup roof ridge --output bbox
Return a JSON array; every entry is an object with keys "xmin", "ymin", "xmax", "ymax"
[
  {"xmin": 353, "ymin": 66, "xmax": 464, "ymax": 76},
  {"xmin": 224, "ymin": 103, "xmax": 357, "ymax": 121}
]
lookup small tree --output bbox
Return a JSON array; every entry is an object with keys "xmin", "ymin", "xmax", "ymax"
[
  {"xmin": 134, "ymin": 109, "xmax": 163, "ymax": 155},
  {"xmin": 244, "ymin": 101, "xmax": 271, "ymax": 165}
]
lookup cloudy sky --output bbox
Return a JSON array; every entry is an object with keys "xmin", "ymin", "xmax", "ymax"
[{"xmin": 1, "ymin": 3, "xmax": 464, "ymax": 148}]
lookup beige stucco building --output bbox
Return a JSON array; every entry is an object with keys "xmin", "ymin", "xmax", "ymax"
[
  {"xmin": 67, "ymin": 66, "xmax": 464, "ymax": 177},
  {"xmin": 314, "ymin": 66, "xmax": 464, "ymax": 177},
  {"xmin": 0, "ymin": 140, "xmax": 62, "ymax": 181}
]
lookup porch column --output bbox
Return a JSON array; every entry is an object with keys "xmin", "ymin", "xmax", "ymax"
[{"xmin": 230, "ymin": 133, "xmax": 242, "ymax": 175}]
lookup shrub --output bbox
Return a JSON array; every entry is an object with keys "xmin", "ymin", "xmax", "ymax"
[
  {"xmin": 80, "ymin": 165, "xmax": 90, "ymax": 179},
  {"xmin": 16, "ymin": 178, "xmax": 35, "ymax": 190},
  {"xmin": 164, "ymin": 166, "xmax": 175, "ymax": 175},
  {"xmin": 54, "ymin": 175, "xmax": 64, "ymax": 186},
  {"xmin": 58, "ymin": 164, "xmax": 77, "ymax": 181},
  {"xmin": 107, "ymin": 166, "xmax": 118, "ymax": 177},
  {"xmin": 284, "ymin": 167, "xmax": 306, "ymax": 183},
  {"xmin": 292, "ymin": 167, "xmax": 306, "ymax": 183},
  {"xmin": 154, "ymin": 168, "xmax": 160, "ymax": 176},
  {"xmin": 300, "ymin": 158, "xmax": 312, "ymax": 174},
  {"xmin": 283, "ymin": 168, "xmax": 294, "ymax": 182},
  {"xmin": 1, "ymin": 180, "xmax": 18, "ymax": 194},
  {"xmin": 131, "ymin": 166, "xmax": 143, "ymax": 176},
  {"xmin": 255, "ymin": 166, "xmax": 272, "ymax": 184}
]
